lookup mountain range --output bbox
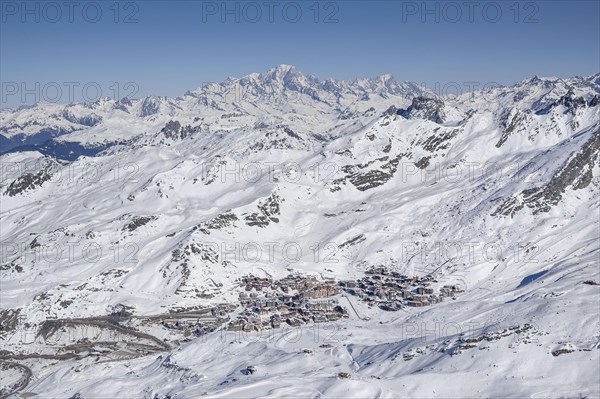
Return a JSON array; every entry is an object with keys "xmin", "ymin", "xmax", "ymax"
[{"xmin": 0, "ymin": 65, "xmax": 599, "ymax": 398}]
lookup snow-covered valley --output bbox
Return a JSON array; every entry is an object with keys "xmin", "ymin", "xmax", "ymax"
[{"xmin": 1, "ymin": 65, "xmax": 599, "ymax": 398}]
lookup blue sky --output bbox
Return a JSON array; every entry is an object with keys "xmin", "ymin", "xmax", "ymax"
[{"xmin": 1, "ymin": 0, "xmax": 599, "ymax": 107}]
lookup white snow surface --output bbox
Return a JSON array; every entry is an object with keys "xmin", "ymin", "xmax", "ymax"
[{"xmin": 1, "ymin": 66, "xmax": 599, "ymax": 398}]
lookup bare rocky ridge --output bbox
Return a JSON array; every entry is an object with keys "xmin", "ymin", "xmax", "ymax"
[
  {"xmin": 398, "ymin": 97, "xmax": 446, "ymax": 124},
  {"xmin": 3, "ymin": 158, "xmax": 58, "ymax": 196},
  {"xmin": 244, "ymin": 192, "xmax": 282, "ymax": 227},
  {"xmin": 493, "ymin": 128, "xmax": 599, "ymax": 216}
]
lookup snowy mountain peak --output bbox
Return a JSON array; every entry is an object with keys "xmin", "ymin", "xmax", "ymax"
[
  {"xmin": 1, "ymin": 68, "xmax": 599, "ymax": 158},
  {"xmin": 268, "ymin": 63, "xmax": 297, "ymax": 76},
  {"xmin": 1, "ymin": 67, "xmax": 599, "ymax": 398}
]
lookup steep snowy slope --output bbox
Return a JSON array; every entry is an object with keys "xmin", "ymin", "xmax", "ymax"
[{"xmin": 0, "ymin": 67, "xmax": 598, "ymax": 398}]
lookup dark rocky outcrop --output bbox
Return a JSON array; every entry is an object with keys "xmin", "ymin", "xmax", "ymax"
[
  {"xmin": 493, "ymin": 129, "xmax": 599, "ymax": 216},
  {"xmin": 245, "ymin": 192, "xmax": 282, "ymax": 227},
  {"xmin": 196, "ymin": 211, "xmax": 239, "ymax": 234},
  {"xmin": 496, "ymin": 110, "xmax": 528, "ymax": 148},
  {"xmin": 4, "ymin": 159, "xmax": 58, "ymax": 196},
  {"xmin": 535, "ymin": 90, "xmax": 599, "ymax": 115},
  {"xmin": 332, "ymin": 153, "xmax": 408, "ymax": 192},
  {"xmin": 122, "ymin": 216, "xmax": 158, "ymax": 232},
  {"xmin": 160, "ymin": 120, "xmax": 200, "ymax": 141},
  {"xmin": 398, "ymin": 97, "xmax": 446, "ymax": 124}
]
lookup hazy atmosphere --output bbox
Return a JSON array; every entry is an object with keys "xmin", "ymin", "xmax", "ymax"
[{"xmin": 0, "ymin": 1, "xmax": 599, "ymax": 398}]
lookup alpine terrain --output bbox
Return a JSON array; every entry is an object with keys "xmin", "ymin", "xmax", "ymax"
[{"xmin": 1, "ymin": 65, "xmax": 599, "ymax": 398}]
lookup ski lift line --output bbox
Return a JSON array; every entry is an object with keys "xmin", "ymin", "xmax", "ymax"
[{"xmin": 341, "ymin": 293, "xmax": 369, "ymax": 321}]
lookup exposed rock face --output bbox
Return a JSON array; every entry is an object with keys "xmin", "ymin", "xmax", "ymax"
[
  {"xmin": 171, "ymin": 241, "xmax": 219, "ymax": 266},
  {"xmin": 420, "ymin": 129, "xmax": 459, "ymax": 152},
  {"xmin": 160, "ymin": 121, "xmax": 200, "ymax": 141},
  {"xmin": 0, "ymin": 308, "xmax": 21, "ymax": 337},
  {"xmin": 139, "ymin": 97, "xmax": 161, "ymax": 117},
  {"xmin": 338, "ymin": 234, "xmax": 366, "ymax": 249},
  {"xmin": 384, "ymin": 105, "xmax": 398, "ymax": 116},
  {"xmin": 245, "ymin": 192, "xmax": 282, "ymax": 227},
  {"xmin": 493, "ymin": 129, "xmax": 599, "ymax": 217},
  {"xmin": 331, "ymin": 153, "xmax": 408, "ymax": 192},
  {"xmin": 113, "ymin": 97, "xmax": 133, "ymax": 113},
  {"xmin": 398, "ymin": 97, "xmax": 446, "ymax": 124},
  {"xmin": 145, "ymin": 120, "xmax": 205, "ymax": 146},
  {"xmin": 248, "ymin": 125, "xmax": 314, "ymax": 152},
  {"xmin": 122, "ymin": 216, "xmax": 158, "ymax": 232},
  {"xmin": 496, "ymin": 110, "xmax": 529, "ymax": 148},
  {"xmin": 168, "ymin": 239, "xmax": 223, "ymax": 296},
  {"xmin": 4, "ymin": 159, "xmax": 58, "ymax": 196},
  {"xmin": 414, "ymin": 156, "xmax": 431, "ymax": 169},
  {"xmin": 196, "ymin": 211, "xmax": 239, "ymax": 234},
  {"xmin": 61, "ymin": 110, "xmax": 102, "ymax": 127},
  {"xmin": 536, "ymin": 90, "xmax": 599, "ymax": 115}
]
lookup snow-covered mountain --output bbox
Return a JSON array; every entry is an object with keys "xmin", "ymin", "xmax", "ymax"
[
  {"xmin": 0, "ymin": 65, "xmax": 433, "ymax": 157},
  {"xmin": 1, "ymin": 66, "xmax": 599, "ymax": 398}
]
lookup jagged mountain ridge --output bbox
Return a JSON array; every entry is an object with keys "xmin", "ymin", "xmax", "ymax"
[
  {"xmin": 2, "ymin": 66, "xmax": 597, "ymax": 155},
  {"xmin": 0, "ymin": 66, "xmax": 599, "ymax": 398},
  {"xmin": 1, "ymin": 65, "xmax": 599, "ymax": 310},
  {"xmin": 0, "ymin": 65, "xmax": 434, "ymax": 154}
]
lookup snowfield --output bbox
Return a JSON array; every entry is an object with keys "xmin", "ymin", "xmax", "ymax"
[{"xmin": 0, "ymin": 65, "xmax": 599, "ymax": 398}]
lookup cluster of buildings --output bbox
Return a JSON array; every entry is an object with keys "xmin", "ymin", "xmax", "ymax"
[
  {"xmin": 160, "ymin": 304, "xmax": 235, "ymax": 336},
  {"xmin": 228, "ymin": 274, "xmax": 348, "ymax": 331},
  {"xmin": 162, "ymin": 270, "xmax": 465, "ymax": 335},
  {"xmin": 340, "ymin": 267, "xmax": 463, "ymax": 310},
  {"xmin": 241, "ymin": 274, "xmax": 338, "ymax": 296}
]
